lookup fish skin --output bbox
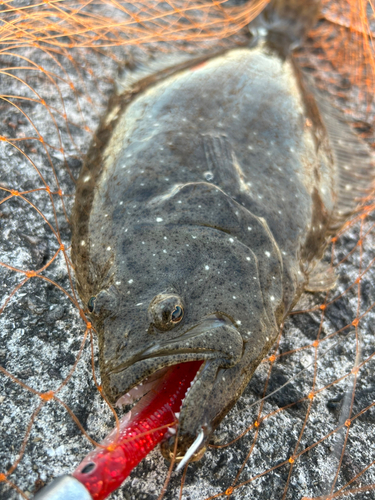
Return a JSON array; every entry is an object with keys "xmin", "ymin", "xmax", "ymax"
[{"xmin": 71, "ymin": 40, "xmax": 358, "ymax": 455}]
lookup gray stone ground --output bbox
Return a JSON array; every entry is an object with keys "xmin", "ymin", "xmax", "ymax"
[{"xmin": 1, "ymin": 6, "xmax": 375, "ymax": 500}]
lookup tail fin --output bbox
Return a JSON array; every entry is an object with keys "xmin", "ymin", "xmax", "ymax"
[{"xmin": 253, "ymin": 0, "xmax": 321, "ymax": 48}]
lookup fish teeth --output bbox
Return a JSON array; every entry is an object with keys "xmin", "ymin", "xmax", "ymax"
[
  {"xmin": 115, "ymin": 392, "xmax": 133, "ymax": 408},
  {"xmin": 179, "ymin": 363, "xmax": 204, "ymax": 410}
]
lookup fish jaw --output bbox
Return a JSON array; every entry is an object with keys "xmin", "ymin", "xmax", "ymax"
[
  {"xmin": 104, "ymin": 315, "xmax": 243, "ymax": 400},
  {"xmin": 102, "ymin": 314, "xmax": 274, "ymax": 462},
  {"xmin": 102, "ymin": 316, "xmax": 249, "ymax": 456}
]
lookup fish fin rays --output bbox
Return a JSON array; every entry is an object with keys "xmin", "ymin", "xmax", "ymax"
[
  {"xmin": 317, "ymin": 94, "xmax": 374, "ymax": 232},
  {"xmin": 116, "ymin": 49, "xmax": 228, "ymax": 96},
  {"xmin": 305, "ymin": 262, "xmax": 337, "ymax": 293},
  {"xmin": 302, "ymin": 73, "xmax": 375, "ymax": 233}
]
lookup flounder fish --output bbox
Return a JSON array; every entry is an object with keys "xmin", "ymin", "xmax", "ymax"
[{"xmin": 72, "ymin": 0, "xmax": 374, "ymax": 463}]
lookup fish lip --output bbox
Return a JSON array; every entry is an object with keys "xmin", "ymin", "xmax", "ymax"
[
  {"xmin": 107, "ymin": 314, "xmax": 238, "ymax": 402},
  {"xmin": 114, "ymin": 358, "xmax": 207, "ymax": 408},
  {"xmin": 110, "ymin": 352, "xmax": 218, "ymax": 404},
  {"xmin": 108, "ymin": 313, "xmax": 234, "ymax": 376}
]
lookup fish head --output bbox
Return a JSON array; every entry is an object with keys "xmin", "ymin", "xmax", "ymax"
[{"xmin": 87, "ymin": 215, "xmax": 278, "ymax": 460}]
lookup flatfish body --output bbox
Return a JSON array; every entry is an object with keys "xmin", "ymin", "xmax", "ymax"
[{"xmin": 72, "ymin": 38, "xmax": 373, "ymax": 455}]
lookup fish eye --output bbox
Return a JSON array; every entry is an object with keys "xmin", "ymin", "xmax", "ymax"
[
  {"xmin": 149, "ymin": 293, "xmax": 184, "ymax": 332},
  {"xmin": 171, "ymin": 305, "xmax": 183, "ymax": 323},
  {"xmin": 87, "ymin": 296, "xmax": 96, "ymax": 313}
]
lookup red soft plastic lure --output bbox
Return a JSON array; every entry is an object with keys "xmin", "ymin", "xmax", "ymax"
[{"xmin": 72, "ymin": 361, "xmax": 202, "ymax": 500}]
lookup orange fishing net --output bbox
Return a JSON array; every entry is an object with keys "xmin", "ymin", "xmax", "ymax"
[{"xmin": 0, "ymin": 1, "xmax": 375, "ymax": 499}]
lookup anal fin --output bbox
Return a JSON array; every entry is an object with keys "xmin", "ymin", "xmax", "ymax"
[
  {"xmin": 304, "ymin": 78, "xmax": 374, "ymax": 231},
  {"xmin": 294, "ymin": 60, "xmax": 375, "ymax": 233}
]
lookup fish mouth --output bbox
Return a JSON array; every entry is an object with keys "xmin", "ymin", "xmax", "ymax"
[
  {"xmin": 105, "ymin": 314, "xmax": 243, "ymax": 406},
  {"xmin": 114, "ymin": 360, "xmax": 206, "ymax": 423},
  {"xmin": 104, "ymin": 314, "xmax": 244, "ymax": 464}
]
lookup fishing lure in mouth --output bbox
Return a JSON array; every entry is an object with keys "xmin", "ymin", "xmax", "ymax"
[{"xmin": 34, "ymin": 361, "xmax": 203, "ymax": 500}]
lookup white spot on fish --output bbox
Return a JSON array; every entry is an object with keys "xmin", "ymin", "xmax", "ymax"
[
  {"xmin": 128, "ymin": 279, "xmax": 133, "ymax": 284},
  {"xmin": 107, "ymin": 246, "xmax": 111, "ymax": 251},
  {"xmin": 233, "ymin": 296, "xmax": 236, "ymax": 300},
  {"xmin": 246, "ymin": 257, "xmax": 251, "ymax": 261},
  {"xmin": 163, "ymin": 249, "xmax": 167, "ymax": 253},
  {"xmin": 205, "ymin": 265, "xmax": 210, "ymax": 271},
  {"xmin": 116, "ymin": 281, "xmax": 121, "ymax": 285},
  {"xmin": 265, "ymin": 251, "xmax": 271, "ymax": 257},
  {"xmin": 229, "ymin": 238, "xmax": 234, "ymax": 243},
  {"xmin": 80, "ymin": 240, "xmax": 85, "ymax": 246},
  {"xmin": 236, "ymin": 320, "xmax": 241, "ymax": 325},
  {"xmin": 83, "ymin": 175, "xmax": 91, "ymax": 183},
  {"xmin": 156, "ymin": 217, "xmax": 163, "ymax": 222}
]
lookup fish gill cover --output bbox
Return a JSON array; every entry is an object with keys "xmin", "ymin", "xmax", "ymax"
[{"xmin": 0, "ymin": 0, "xmax": 375, "ymax": 499}]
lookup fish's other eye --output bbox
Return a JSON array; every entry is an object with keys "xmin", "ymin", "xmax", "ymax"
[
  {"xmin": 88, "ymin": 296, "xmax": 96, "ymax": 313},
  {"xmin": 171, "ymin": 305, "xmax": 183, "ymax": 323},
  {"xmin": 149, "ymin": 293, "xmax": 184, "ymax": 332}
]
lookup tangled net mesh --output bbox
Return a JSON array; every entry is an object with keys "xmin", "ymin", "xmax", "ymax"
[{"xmin": 0, "ymin": 0, "xmax": 375, "ymax": 499}]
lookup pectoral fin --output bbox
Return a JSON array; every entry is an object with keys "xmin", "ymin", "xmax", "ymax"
[{"xmin": 306, "ymin": 261, "xmax": 337, "ymax": 292}]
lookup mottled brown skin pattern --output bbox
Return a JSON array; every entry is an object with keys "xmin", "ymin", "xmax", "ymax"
[{"xmin": 71, "ymin": 35, "xmax": 346, "ymax": 457}]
